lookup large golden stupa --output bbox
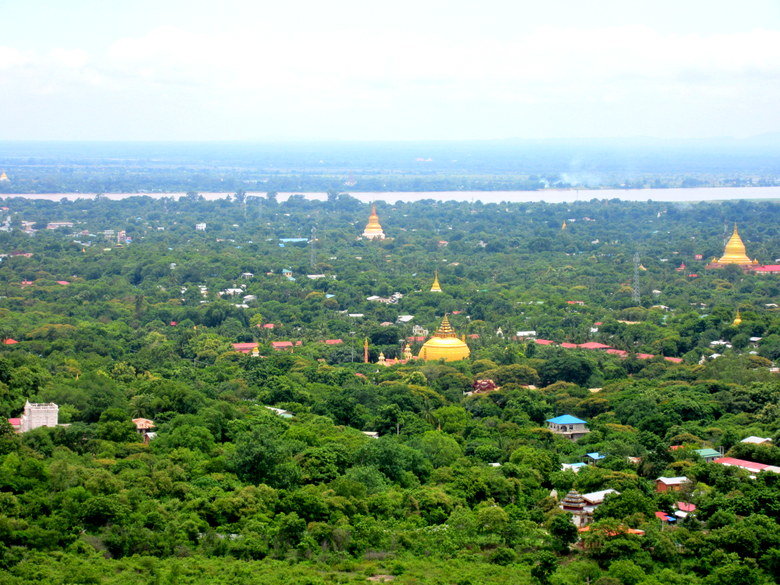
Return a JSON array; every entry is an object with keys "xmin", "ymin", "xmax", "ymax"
[
  {"xmin": 418, "ymin": 315, "xmax": 470, "ymax": 362},
  {"xmin": 716, "ymin": 225, "xmax": 755, "ymax": 265},
  {"xmin": 361, "ymin": 204, "xmax": 385, "ymax": 240}
]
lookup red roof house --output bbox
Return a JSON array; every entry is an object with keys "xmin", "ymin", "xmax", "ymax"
[
  {"xmin": 323, "ymin": 339, "xmax": 343, "ymax": 345},
  {"xmin": 713, "ymin": 457, "xmax": 780, "ymax": 474},
  {"xmin": 606, "ymin": 349, "xmax": 628, "ymax": 357},
  {"xmin": 534, "ymin": 339, "xmax": 555, "ymax": 345},
  {"xmin": 271, "ymin": 341, "xmax": 296, "ymax": 350},
  {"xmin": 232, "ymin": 342, "xmax": 259, "ymax": 353},
  {"xmin": 578, "ymin": 342, "xmax": 611, "ymax": 350},
  {"xmin": 2, "ymin": 339, "xmax": 18, "ymax": 345}
]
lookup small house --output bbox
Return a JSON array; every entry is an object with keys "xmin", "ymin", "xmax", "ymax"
[
  {"xmin": 546, "ymin": 415, "xmax": 590, "ymax": 440},
  {"xmin": 655, "ymin": 476, "xmax": 690, "ymax": 493},
  {"xmin": 694, "ymin": 448, "xmax": 721, "ymax": 463}
]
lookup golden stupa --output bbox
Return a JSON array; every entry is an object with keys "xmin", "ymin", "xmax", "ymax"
[
  {"xmin": 418, "ymin": 315, "xmax": 470, "ymax": 362},
  {"xmin": 361, "ymin": 204, "xmax": 385, "ymax": 239},
  {"xmin": 561, "ymin": 220, "xmax": 567, "ymax": 230},
  {"xmin": 0, "ymin": 171, "xmax": 8, "ymax": 182},
  {"xmin": 717, "ymin": 225, "xmax": 753, "ymax": 265},
  {"xmin": 430, "ymin": 271, "xmax": 443, "ymax": 292},
  {"xmin": 732, "ymin": 310, "xmax": 742, "ymax": 327}
]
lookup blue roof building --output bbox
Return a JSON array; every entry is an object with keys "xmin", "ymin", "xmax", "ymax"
[
  {"xmin": 547, "ymin": 414, "xmax": 590, "ymax": 441},
  {"xmin": 547, "ymin": 415, "xmax": 587, "ymax": 425}
]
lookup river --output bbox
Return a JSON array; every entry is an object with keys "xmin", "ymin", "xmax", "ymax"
[{"xmin": 3, "ymin": 186, "xmax": 780, "ymax": 204}]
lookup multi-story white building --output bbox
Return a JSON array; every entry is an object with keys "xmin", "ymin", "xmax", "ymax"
[{"xmin": 18, "ymin": 401, "xmax": 59, "ymax": 432}]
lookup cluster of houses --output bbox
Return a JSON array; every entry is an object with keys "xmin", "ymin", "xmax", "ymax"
[
  {"xmin": 553, "ymin": 414, "xmax": 777, "ymax": 529},
  {"xmin": 531, "ymin": 338, "xmax": 683, "ymax": 364},
  {"xmin": 232, "ymin": 338, "xmax": 344, "ymax": 356}
]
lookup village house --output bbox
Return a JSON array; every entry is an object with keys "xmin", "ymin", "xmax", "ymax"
[
  {"xmin": 655, "ymin": 476, "xmax": 690, "ymax": 492},
  {"xmin": 546, "ymin": 415, "xmax": 590, "ymax": 440}
]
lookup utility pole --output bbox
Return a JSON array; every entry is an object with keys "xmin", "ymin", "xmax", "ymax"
[{"xmin": 632, "ymin": 251, "xmax": 641, "ymax": 305}]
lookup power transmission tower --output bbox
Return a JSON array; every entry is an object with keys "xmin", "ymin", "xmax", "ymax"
[{"xmin": 632, "ymin": 251, "xmax": 641, "ymax": 305}]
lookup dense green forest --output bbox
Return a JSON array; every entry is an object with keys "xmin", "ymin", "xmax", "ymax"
[{"xmin": 0, "ymin": 194, "xmax": 779, "ymax": 584}]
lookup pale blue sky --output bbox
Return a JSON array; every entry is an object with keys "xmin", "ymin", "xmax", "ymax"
[{"xmin": 2, "ymin": 0, "xmax": 780, "ymax": 141}]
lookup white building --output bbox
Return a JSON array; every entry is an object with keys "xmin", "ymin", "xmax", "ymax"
[
  {"xmin": 741, "ymin": 436, "xmax": 772, "ymax": 445},
  {"xmin": 195, "ymin": 223, "xmax": 207, "ymax": 231},
  {"xmin": 19, "ymin": 401, "xmax": 59, "ymax": 432}
]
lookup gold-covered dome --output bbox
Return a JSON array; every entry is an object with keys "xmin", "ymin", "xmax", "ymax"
[
  {"xmin": 362, "ymin": 204, "xmax": 385, "ymax": 239},
  {"xmin": 732, "ymin": 310, "xmax": 742, "ymax": 327},
  {"xmin": 717, "ymin": 225, "xmax": 752, "ymax": 265},
  {"xmin": 430, "ymin": 271, "xmax": 443, "ymax": 292},
  {"xmin": 418, "ymin": 315, "xmax": 470, "ymax": 362}
]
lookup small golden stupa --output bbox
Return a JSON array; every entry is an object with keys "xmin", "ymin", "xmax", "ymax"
[
  {"xmin": 403, "ymin": 343, "xmax": 413, "ymax": 360},
  {"xmin": 430, "ymin": 271, "xmax": 443, "ymax": 292},
  {"xmin": 0, "ymin": 171, "xmax": 9, "ymax": 182},
  {"xmin": 732, "ymin": 310, "xmax": 742, "ymax": 327},
  {"xmin": 717, "ymin": 225, "xmax": 753, "ymax": 265},
  {"xmin": 418, "ymin": 315, "xmax": 470, "ymax": 362},
  {"xmin": 561, "ymin": 220, "xmax": 567, "ymax": 230},
  {"xmin": 361, "ymin": 204, "xmax": 385, "ymax": 240}
]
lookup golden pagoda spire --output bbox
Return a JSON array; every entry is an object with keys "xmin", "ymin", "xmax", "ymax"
[
  {"xmin": 0, "ymin": 171, "xmax": 9, "ymax": 182},
  {"xmin": 430, "ymin": 270, "xmax": 443, "ymax": 292},
  {"xmin": 435, "ymin": 315, "xmax": 457, "ymax": 337},
  {"xmin": 732, "ymin": 310, "xmax": 742, "ymax": 327},
  {"xmin": 361, "ymin": 204, "xmax": 385, "ymax": 240},
  {"xmin": 363, "ymin": 337, "xmax": 369, "ymax": 363},
  {"xmin": 717, "ymin": 224, "xmax": 752, "ymax": 265},
  {"xmin": 561, "ymin": 220, "xmax": 567, "ymax": 230},
  {"xmin": 402, "ymin": 343, "xmax": 412, "ymax": 360}
]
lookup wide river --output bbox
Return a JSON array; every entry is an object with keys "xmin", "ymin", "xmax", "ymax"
[{"xmin": 3, "ymin": 186, "xmax": 780, "ymax": 204}]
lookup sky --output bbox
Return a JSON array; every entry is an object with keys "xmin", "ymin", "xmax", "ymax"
[{"xmin": 2, "ymin": 0, "xmax": 780, "ymax": 141}]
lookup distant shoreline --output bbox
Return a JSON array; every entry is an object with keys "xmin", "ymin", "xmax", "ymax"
[{"xmin": 2, "ymin": 186, "xmax": 780, "ymax": 204}]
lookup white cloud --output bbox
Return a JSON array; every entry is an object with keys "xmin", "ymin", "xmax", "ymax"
[
  {"xmin": 3, "ymin": 23, "xmax": 780, "ymax": 139},
  {"xmin": 0, "ymin": 46, "xmax": 32, "ymax": 69}
]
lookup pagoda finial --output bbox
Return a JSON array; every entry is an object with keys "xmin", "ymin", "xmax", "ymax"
[{"xmin": 430, "ymin": 270, "xmax": 443, "ymax": 292}]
